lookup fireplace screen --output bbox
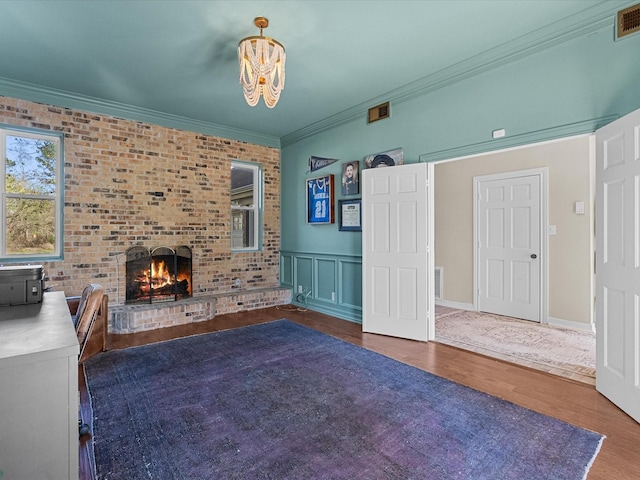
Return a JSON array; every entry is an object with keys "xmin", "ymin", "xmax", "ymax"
[{"xmin": 125, "ymin": 246, "xmax": 192, "ymax": 304}]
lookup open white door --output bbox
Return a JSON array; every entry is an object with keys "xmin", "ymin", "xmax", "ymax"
[
  {"xmin": 362, "ymin": 162, "xmax": 434, "ymax": 341},
  {"xmin": 596, "ymin": 108, "xmax": 640, "ymax": 424}
]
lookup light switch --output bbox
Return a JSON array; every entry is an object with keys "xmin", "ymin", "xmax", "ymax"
[
  {"xmin": 548, "ymin": 225, "xmax": 557, "ymax": 235},
  {"xmin": 575, "ymin": 201, "xmax": 584, "ymax": 215}
]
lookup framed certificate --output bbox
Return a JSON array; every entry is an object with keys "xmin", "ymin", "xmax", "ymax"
[
  {"xmin": 338, "ymin": 198, "xmax": 361, "ymax": 232},
  {"xmin": 307, "ymin": 174, "xmax": 335, "ymax": 224}
]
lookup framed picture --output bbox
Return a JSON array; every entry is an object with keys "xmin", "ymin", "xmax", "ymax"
[
  {"xmin": 341, "ymin": 161, "xmax": 360, "ymax": 195},
  {"xmin": 338, "ymin": 198, "xmax": 362, "ymax": 232},
  {"xmin": 364, "ymin": 147, "xmax": 403, "ymax": 169},
  {"xmin": 307, "ymin": 174, "xmax": 335, "ymax": 224}
]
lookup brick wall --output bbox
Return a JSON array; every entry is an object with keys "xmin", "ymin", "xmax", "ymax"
[{"xmin": 0, "ymin": 96, "xmax": 282, "ymax": 310}]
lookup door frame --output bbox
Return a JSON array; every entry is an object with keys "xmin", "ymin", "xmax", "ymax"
[{"xmin": 472, "ymin": 167, "xmax": 549, "ymax": 323}]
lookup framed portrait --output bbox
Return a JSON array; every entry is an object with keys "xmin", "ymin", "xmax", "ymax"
[
  {"xmin": 338, "ymin": 199, "xmax": 362, "ymax": 232},
  {"xmin": 341, "ymin": 161, "xmax": 359, "ymax": 195},
  {"xmin": 307, "ymin": 174, "xmax": 335, "ymax": 224},
  {"xmin": 364, "ymin": 147, "xmax": 403, "ymax": 169}
]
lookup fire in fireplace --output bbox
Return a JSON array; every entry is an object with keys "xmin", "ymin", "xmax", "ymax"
[{"xmin": 125, "ymin": 246, "xmax": 192, "ymax": 304}]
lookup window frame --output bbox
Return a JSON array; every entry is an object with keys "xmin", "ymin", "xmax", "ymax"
[
  {"xmin": 231, "ymin": 160, "xmax": 263, "ymax": 252},
  {"xmin": 1, "ymin": 124, "xmax": 64, "ymax": 262}
]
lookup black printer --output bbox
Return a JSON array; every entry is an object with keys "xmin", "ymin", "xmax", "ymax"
[{"xmin": 0, "ymin": 265, "xmax": 45, "ymax": 306}]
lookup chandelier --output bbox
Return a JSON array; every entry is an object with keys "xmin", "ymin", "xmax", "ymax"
[{"xmin": 238, "ymin": 17, "xmax": 286, "ymax": 108}]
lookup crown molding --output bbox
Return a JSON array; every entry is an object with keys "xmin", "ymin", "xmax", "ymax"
[
  {"xmin": 0, "ymin": 77, "xmax": 281, "ymax": 149},
  {"xmin": 418, "ymin": 115, "xmax": 618, "ymax": 163},
  {"xmin": 281, "ymin": 1, "xmax": 626, "ymax": 148},
  {"xmin": 0, "ymin": 1, "xmax": 628, "ymax": 151}
]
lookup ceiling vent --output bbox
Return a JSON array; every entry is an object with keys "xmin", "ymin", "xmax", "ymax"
[
  {"xmin": 617, "ymin": 3, "xmax": 640, "ymax": 39},
  {"xmin": 368, "ymin": 102, "xmax": 390, "ymax": 124}
]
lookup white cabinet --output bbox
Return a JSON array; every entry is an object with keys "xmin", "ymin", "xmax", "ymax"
[{"xmin": 0, "ymin": 291, "xmax": 79, "ymax": 480}]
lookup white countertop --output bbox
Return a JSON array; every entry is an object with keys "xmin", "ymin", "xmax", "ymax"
[{"xmin": 0, "ymin": 291, "xmax": 79, "ymax": 366}]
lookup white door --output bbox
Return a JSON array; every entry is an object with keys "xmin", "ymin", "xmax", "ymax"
[
  {"xmin": 476, "ymin": 169, "xmax": 544, "ymax": 322},
  {"xmin": 362, "ymin": 163, "xmax": 434, "ymax": 341},
  {"xmin": 596, "ymin": 109, "xmax": 640, "ymax": 424}
]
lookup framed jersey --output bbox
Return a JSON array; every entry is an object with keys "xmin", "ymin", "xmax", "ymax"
[{"xmin": 307, "ymin": 174, "xmax": 334, "ymax": 224}]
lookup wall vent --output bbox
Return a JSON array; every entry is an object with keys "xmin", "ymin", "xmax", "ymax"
[
  {"xmin": 368, "ymin": 101, "xmax": 390, "ymax": 123},
  {"xmin": 617, "ymin": 3, "xmax": 640, "ymax": 39},
  {"xmin": 434, "ymin": 267, "xmax": 443, "ymax": 300}
]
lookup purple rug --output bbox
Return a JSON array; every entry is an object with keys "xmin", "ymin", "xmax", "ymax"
[{"xmin": 85, "ymin": 320, "xmax": 604, "ymax": 479}]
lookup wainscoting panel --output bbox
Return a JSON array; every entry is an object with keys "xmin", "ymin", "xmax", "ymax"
[
  {"xmin": 281, "ymin": 254, "xmax": 293, "ymax": 286},
  {"xmin": 339, "ymin": 259, "xmax": 362, "ymax": 311},
  {"xmin": 294, "ymin": 256, "xmax": 314, "ymax": 297},
  {"xmin": 280, "ymin": 251, "xmax": 362, "ymax": 323},
  {"xmin": 315, "ymin": 258, "xmax": 337, "ymax": 304}
]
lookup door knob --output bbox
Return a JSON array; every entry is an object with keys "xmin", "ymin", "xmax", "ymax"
[{"xmin": 530, "ymin": 254, "xmax": 537, "ymax": 259}]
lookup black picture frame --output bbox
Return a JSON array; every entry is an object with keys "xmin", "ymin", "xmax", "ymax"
[
  {"xmin": 307, "ymin": 174, "xmax": 335, "ymax": 224},
  {"xmin": 338, "ymin": 199, "xmax": 362, "ymax": 232},
  {"xmin": 341, "ymin": 161, "xmax": 360, "ymax": 195}
]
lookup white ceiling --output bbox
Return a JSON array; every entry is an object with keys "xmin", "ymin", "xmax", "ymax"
[{"xmin": 0, "ymin": 1, "xmax": 624, "ymax": 144}]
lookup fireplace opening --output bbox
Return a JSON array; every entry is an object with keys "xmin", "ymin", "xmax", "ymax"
[{"xmin": 125, "ymin": 245, "xmax": 192, "ymax": 304}]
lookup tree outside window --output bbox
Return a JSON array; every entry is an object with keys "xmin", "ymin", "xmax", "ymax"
[{"xmin": 2, "ymin": 128, "xmax": 63, "ymax": 260}]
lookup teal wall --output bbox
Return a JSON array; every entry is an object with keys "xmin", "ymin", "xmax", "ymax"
[{"xmin": 280, "ymin": 21, "xmax": 640, "ymax": 321}]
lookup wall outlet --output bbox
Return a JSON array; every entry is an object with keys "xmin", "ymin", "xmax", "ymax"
[
  {"xmin": 298, "ymin": 285, "xmax": 303, "ymax": 293},
  {"xmin": 234, "ymin": 278, "xmax": 241, "ymax": 287},
  {"xmin": 331, "ymin": 292, "xmax": 335, "ymax": 301}
]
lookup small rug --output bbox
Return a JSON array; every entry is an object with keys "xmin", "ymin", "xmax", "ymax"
[
  {"xmin": 85, "ymin": 320, "xmax": 603, "ymax": 479},
  {"xmin": 435, "ymin": 307, "xmax": 596, "ymax": 383}
]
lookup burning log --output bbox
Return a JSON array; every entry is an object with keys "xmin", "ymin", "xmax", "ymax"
[
  {"xmin": 150, "ymin": 279, "xmax": 189, "ymax": 297},
  {"xmin": 124, "ymin": 246, "xmax": 193, "ymax": 304}
]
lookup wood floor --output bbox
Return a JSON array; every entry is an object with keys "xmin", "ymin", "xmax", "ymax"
[{"xmin": 79, "ymin": 305, "xmax": 640, "ymax": 479}]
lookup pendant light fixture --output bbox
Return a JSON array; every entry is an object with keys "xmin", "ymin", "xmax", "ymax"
[{"xmin": 238, "ymin": 16, "xmax": 286, "ymax": 108}]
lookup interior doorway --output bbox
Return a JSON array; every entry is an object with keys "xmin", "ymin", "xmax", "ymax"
[{"xmin": 433, "ymin": 135, "xmax": 594, "ymax": 330}]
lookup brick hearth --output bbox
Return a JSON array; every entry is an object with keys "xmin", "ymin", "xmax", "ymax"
[{"xmin": 110, "ymin": 287, "xmax": 291, "ymax": 333}]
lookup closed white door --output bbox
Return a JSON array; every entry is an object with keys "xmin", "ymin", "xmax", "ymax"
[
  {"xmin": 362, "ymin": 163, "xmax": 434, "ymax": 341},
  {"xmin": 596, "ymin": 108, "xmax": 640, "ymax": 424},
  {"xmin": 476, "ymin": 170, "xmax": 543, "ymax": 322}
]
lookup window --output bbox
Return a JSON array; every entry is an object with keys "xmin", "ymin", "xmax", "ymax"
[
  {"xmin": 231, "ymin": 161, "xmax": 262, "ymax": 251},
  {"xmin": 1, "ymin": 126, "xmax": 63, "ymax": 261}
]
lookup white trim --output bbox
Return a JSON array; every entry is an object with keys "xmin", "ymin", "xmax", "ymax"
[
  {"xmin": 435, "ymin": 299, "xmax": 474, "ymax": 311},
  {"xmin": 547, "ymin": 316, "xmax": 595, "ymax": 333},
  {"xmin": 433, "ymin": 133, "xmax": 592, "ymax": 166}
]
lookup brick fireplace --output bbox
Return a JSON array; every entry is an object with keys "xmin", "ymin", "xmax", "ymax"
[{"xmin": 0, "ymin": 97, "xmax": 289, "ymax": 332}]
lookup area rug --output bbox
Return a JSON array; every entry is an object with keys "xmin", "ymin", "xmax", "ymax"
[
  {"xmin": 435, "ymin": 307, "xmax": 596, "ymax": 384},
  {"xmin": 85, "ymin": 320, "xmax": 604, "ymax": 479}
]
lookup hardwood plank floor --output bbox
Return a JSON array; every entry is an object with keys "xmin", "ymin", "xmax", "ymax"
[{"xmin": 79, "ymin": 306, "xmax": 640, "ymax": 479}]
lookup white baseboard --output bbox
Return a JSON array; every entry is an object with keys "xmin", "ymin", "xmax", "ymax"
[
  {"xmin": 436, "ymin": 299, "xmax": 475, "ymax": 311},
  {"xmin": 547, "ymin": 316, "xmax": 595, "ymax": 333}
]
